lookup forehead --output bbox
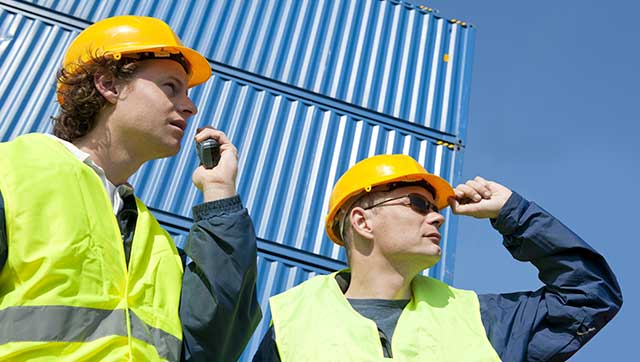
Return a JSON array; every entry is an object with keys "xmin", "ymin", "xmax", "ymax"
[{"xmin": 134, "ymin": 59, "xmax": 189, "ymax": 83}]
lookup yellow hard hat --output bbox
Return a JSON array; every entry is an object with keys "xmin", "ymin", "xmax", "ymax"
[
  {"xmin": 325, "ymin": 154, "xmax": 455, "ymax": 245},
  {"xmin": 61, "ymin": 15, "xmax": 211, "ymax": 88}
]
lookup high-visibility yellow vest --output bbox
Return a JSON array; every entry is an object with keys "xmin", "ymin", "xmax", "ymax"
[
  {"xmin": 270, "ymin": 271, "xmax": 501, "ymax": 362},
  {"xmin": 0, "ymin": 134, "xmax": 184, "ymax": 361}
]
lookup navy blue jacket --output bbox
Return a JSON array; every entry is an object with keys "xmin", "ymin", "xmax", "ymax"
[
  {"xmin": 0, "ymin": 192, "xmax": 262, "ymax": 362},
  {"xmin": 252, "ymin": 193, "xmax": 622, "ymax": 362}
]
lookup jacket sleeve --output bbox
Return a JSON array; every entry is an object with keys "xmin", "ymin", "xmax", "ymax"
[
  {"xmin": 479, "ymin": 192, "xmax": 622, "ymax": 362},
  {"xmin": 180, "ymin": 195, "xmax": 262, "ymax": 362}
]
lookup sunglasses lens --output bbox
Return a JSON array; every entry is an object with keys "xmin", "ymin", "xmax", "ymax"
[{"xmin": 408, "ymin": 194, "xmax": 432, "ymax": 214}]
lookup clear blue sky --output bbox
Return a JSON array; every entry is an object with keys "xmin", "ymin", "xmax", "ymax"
[{"xmin": 414, "ymin": 1, "xmax": 637, "ymax": 360}]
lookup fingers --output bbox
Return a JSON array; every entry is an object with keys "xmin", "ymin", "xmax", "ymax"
[
  {"xmin": 219, "ymin": 143, "xmax": 238, "ymax": 160},
  {"xmin": 194, "ymin": 126, "xmax": 237, "ymax": 162},
  {"xmin": 448, "ymin": 197, "xmax": 482, "ymax": 215},
  {"xmin": 448, "ymin": 176, "xmax": 512, "ymax": 219},
  {"xmin": 447, "ymin": 197, "xmax": 460, "ymax": 211},
  {"xmin": 194, "ymin": 126, "xmax": 231, "ymax": 145},
  {"xmin": 453, "ymin": 176, "xmax": 492, "ymax": 202}
]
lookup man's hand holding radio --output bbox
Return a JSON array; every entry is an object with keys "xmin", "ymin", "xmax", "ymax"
[{"xmin": 193, "ymin": 127, "xmax": 238, "ymax": 202}]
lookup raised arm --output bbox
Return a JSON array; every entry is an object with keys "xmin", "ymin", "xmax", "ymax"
[
  {"xmin": 181, "ymin": 127, "xmax": 262, "ymax": 361},
  {"xmin": 450, "ymin": 177, "xmax": 622, "ymax": 361}
]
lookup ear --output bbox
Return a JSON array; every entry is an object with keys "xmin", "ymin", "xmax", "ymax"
[
  {"xmin": 350, "ymin": 207, "xmax": 374, "ymax": 240},
  {"xmin": 94, "ymin": 73, "xmax": 119, "ymax": 104}
]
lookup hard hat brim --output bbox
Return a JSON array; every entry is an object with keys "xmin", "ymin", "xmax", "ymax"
[
  {"xmin": 105, "ymin": 45, "xmax": 212, "ymax": 88},
  {"xmin": 170, "ymin": 46, "xmax": 212, "ymax": 88}
]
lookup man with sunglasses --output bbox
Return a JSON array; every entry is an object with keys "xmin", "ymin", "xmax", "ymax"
[{"xmin": 253, "ymin": 154, "xmax": 621, "ymax": 361}]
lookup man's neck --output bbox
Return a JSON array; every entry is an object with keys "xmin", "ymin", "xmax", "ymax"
[
  {"xmin": 345, "ymin": 260, "xmax": 418, "ymax": 300},
  {"xmin": 73, "ymin": 132, "xmax": 142, "ymax": 186}
]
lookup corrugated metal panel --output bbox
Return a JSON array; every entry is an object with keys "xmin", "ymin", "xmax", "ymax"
[
  {"xmin": 0, "ymin": 9, "xmax": 72, "ymax": 138},
  {"xmin": 0, "ymin": 2, "xmax": 473, "ymax": 360},
  {"xmin": 15, "ymin": 0, "xmax": 474, "ymax": 136},
  {"xmin": 132, "ymin": 73, "xmax": 460, "ymax": 267},
  {"xmin": 0, "ymin": 3, "xmax": 461, "ymax": 270}
]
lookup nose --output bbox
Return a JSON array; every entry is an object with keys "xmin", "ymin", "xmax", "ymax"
[
  {"xmin": 177, "ymin": 94, "xmax": 198, "ymax": 118},
  {"xmin": 426, "ymin": 210, "xmax": 445, "ymax": 229}
]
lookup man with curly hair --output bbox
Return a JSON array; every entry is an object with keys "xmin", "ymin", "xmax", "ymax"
[{"xmin": 0, "ymin": 16, "xmax": 260, "ymax": 361}]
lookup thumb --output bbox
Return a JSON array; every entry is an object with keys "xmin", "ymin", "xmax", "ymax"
[{"xmin": 448, "ymin": 197, "xmax": 478, "ymax": 216}]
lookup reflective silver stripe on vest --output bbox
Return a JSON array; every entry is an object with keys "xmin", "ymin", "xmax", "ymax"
[
  {"xmin": 0, "ymin": 306, "xmax": 181, "ymax": 361},
  {"xmin": 0, "ymin": 305, "xmax": 127, "ymax": 343},
  {"xmin": 130, "ymin": 310, "xmax": 181, "ymax": 362}
]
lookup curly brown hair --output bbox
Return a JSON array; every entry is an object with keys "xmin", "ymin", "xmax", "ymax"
[{"xmin": 52, "ymin": 55, "xmax": 139, "ymax": 142}]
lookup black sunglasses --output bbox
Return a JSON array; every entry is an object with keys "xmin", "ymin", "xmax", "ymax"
[{"xmin": 363, "ymin": 193, "xmax": 439, "ymax": 215}]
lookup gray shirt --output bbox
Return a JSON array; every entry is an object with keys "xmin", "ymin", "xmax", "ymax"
[{"xmin": 348, "ymin": 298, "xmax": 410, "ymax": 357}]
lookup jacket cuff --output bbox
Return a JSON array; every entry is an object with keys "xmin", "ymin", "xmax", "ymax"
[
  {"xmin": 192, "ymin": 195, "xmax": 243, "ymax": 221},
  {"xmin": 491, "ymin": 191, "xmax": 529, "ymax": 236}
]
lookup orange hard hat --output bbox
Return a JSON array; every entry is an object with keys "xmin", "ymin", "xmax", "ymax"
[
  {"xmin": 60, "ymin": 15, "xmax": 211, "ymax": 89},
  {"xmin": 325, "ymin": 154, "xmax": 455, "ymax": 245}
]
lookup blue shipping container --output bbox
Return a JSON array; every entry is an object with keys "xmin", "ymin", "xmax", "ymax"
[{"xmin": 0, "ymin": 0, "xmax": 475, "ymax": 359}]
